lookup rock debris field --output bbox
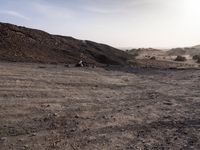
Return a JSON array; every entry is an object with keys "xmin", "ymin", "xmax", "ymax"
[{"xmin": 0, "ymin": 62, "xmax": 199, "ymax": 150}]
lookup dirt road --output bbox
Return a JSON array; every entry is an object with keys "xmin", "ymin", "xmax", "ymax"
[{"xmin": 0, "ymin": 62, "xmax": 199, "ymax": 150}]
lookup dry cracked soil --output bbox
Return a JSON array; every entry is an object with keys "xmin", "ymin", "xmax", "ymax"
[{"xmin": 0, "ymin": 62, "xmax": 199, "ymax": 150}]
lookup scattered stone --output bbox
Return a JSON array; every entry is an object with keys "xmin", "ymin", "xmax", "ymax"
[
  {"xmin": 43, "ymin": 117, "xmax": 49, "ymax": 122},
  {"xmin": 102, "ymin": 115, "xmax": 107, "ymax": 119},
  {"xmin": 41, "ymin": 104, "xmax": 50, "ymax": 108},
  {"xmin": 38, "ymin": 66, "xmax": 46, "ymax": 69},
  {"xmin": 121, "ymin": 129, "xmax": 125, "ymax": 132},
  {"xmin": 18, "ymin": 138, "xmax": 24, "ymax": 142},
  {"xmin": 70, "ymin": 129, "xmax": 76, "ymax": 132},
  {"xmin": 22, "ymin": 145, "xmax": 29, "ymax": 149},
  {"xmin": 83, "ymin": 129, "xmax": 90, "ymax": 132},
  {"xmin": 31, "ymin": 133, "xmax": 36, "ymax": 136},
  {"xmin": 65, "ymin": 64, "xmax": 70, "ymax": 67},
  {"xmin": 52, "ymin": 123, "xmax": 60, "ymax": 128},
  {"xmin": 74, "ymin": 115, "xmax": 79, "ymax": 118},
  {"xmin": 0, "ymin": 137, "xmax": 7, "ymax": 142},
  {"xmin": 51, "ymin": 131, "xmax": 57, "ymax": 134},
  {"xmin": 163, "ymin": 102, "xmax": 172, "ymax": 105},
  {"xmin": 92, "ymin": 65, "xmax": 96, "ymax": 68},
  {"xmin": 92, "ymin": 87, "xmax": 96, "ymax": 90},
  {"xmin": 113, "ymin": 117, "xmax": 116, "ymax": 121},
  {"xmin": 53, "ymin": 113, "xmax": 59, "ymax": 117}
]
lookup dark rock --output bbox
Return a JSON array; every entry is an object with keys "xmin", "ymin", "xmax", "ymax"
[{"xmin": 0, "ymin": 22, "xmax": 132, "ymax": 66}]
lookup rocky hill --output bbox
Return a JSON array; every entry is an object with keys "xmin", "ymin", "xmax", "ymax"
[
  {"xmin": 0, "ymin": 22, "xmax": 132, "ymax": 65},
  {"xmin": 128, "ymin": 46, "xmax": 200, "ymax": 58},
  {"xmin": 167, "ymin": 47, "xmax": 200, "ymax": 56},
  {"xmin": 127, "ymin": 47, "xmax": 200, "ymax": 69}
]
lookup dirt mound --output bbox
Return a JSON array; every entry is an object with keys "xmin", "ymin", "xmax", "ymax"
[
  {"xmin": 128, "ymin": 59, "xmax": 198, "ymax": 69},
  {"xmin": 127, "ymin": 48, "xmax": 166, "ymax": 59},
  {"xmin": 128, "ymin": 48, "xmax": 163, "ymax": 54},
  {"xmin": 0, "ymin": 22, "xmax": 132, "ymax": 65}
]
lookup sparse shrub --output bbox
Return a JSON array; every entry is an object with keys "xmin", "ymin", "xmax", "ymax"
[
  {"xmin": 174, "ymin": 56, "xmax": 187, "ymax": 62},
  {"xmin": 192, "ymin": 55, "xmax": 200, "ymax": 63},
  {"xmin": 193, "ymin": 55, "xmax": 200, "ymax": 60}
]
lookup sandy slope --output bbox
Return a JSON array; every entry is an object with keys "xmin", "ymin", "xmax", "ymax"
[{"xmin": 0, "ymin": 62, "xmax": 199, "ymax": 150}]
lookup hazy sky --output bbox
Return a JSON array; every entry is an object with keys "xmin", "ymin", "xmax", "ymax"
[{"xmin": 0, "ymin": 0, "xmax": 200, "ymax": 48}]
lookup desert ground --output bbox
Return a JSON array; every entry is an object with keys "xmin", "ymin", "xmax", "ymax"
[{"xmin": 0, "ymin": 62, "xmax": 199, "ymax": 150}]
